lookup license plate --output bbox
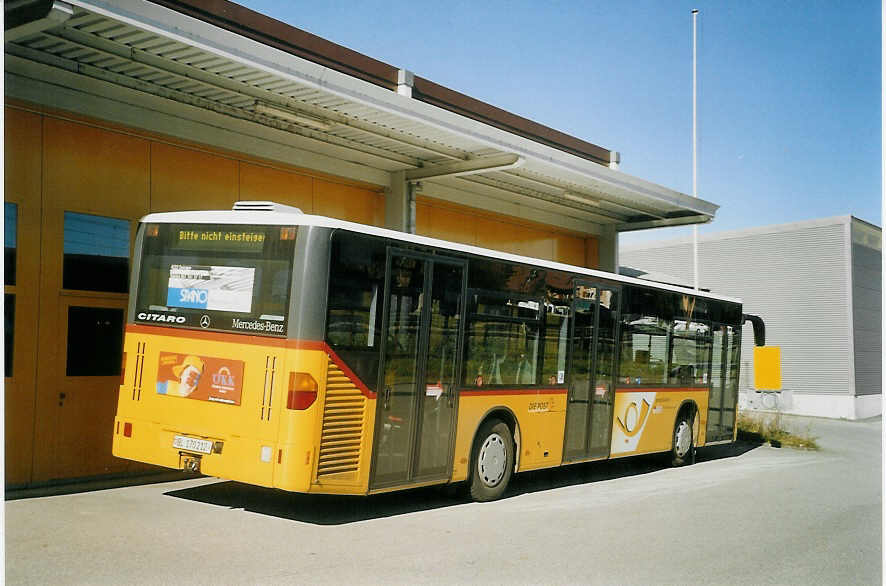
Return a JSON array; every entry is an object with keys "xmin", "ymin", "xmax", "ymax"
[{"xmin": 173, "ymin": 435, "xmax": 213, "ymax": 454}]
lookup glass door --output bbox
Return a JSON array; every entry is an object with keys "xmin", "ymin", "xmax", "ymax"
[
  {"xmin": 371, "ymin": 251, "xmax": 465, "ymax": 488},
  {"xmin": 588, "ymin": 286, "xmax": 619, "ymax": 457},
  {"xmin": 563, "ymin": 282, "xmax": 619, "ymax": 461},
  {"xmin": 707, "ymin": 325, "xmax": 740, "ymax": 442}
]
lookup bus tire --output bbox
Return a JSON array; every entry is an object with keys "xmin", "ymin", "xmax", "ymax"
[
  {"xmin": 670, "ymin": 411, "xmax": 695, "ymax": 467},
  {"xmin": 469, "ymin": 419, "xmax": 514, "ymax": 502}
]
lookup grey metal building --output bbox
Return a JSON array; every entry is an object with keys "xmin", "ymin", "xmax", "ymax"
[{"xmin": 620, "ymin": 216, "xmax": 881, "ymax": 419}]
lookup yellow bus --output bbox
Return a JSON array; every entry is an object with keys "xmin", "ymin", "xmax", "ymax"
[{"xmin": 113, "ymin": 202, "xmax": 762, "ymax": 501}]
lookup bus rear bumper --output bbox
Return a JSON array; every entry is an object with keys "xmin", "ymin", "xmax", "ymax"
[{"xmin": 112, "ymin": 417, "xmax": 312, "ymax": 490}]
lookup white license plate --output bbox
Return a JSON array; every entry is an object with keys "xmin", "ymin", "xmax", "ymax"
[{"xmin": 173, "ymin": 435, "xmax": 213, "ymax": 454}]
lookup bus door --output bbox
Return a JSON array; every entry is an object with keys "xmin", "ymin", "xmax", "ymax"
[
  {"xmin": 370, "ymin": 250, "xmax": 466, "ymax": 489},
  {"xmin": 706, "ymin": 325, "xmax": 740, "ymax": 442},
  {"xmin": 563, "ymin": 282, "xmax": 620, "ymax": 461}
]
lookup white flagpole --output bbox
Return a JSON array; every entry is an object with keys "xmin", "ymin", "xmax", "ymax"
[{"xmin": 692, "ymin": 8, "xmax": 699, "ymax": 291}]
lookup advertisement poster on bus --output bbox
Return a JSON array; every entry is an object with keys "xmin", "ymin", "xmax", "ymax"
[
  {"xmin": 166, "ymin": 264, "xmax": 255, "ymax": 312},
  {"xmin": 156, "ymin": 351, "xmax": 245, "ymax": 405}
]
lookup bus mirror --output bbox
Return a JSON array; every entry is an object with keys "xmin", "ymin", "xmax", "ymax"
[{"xmin": 743, "ymin": 314, "xmax": 766, "ymax": 347}]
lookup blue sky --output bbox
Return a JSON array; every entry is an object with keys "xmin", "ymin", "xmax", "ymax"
[{"xmin": 240, "ymin": 1, "xmax": 881, "ymax": 241}]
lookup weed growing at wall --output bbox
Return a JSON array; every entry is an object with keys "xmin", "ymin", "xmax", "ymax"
[{"xmin": 737, "ymin": 412, "xmax": 819, "ymax": 450}]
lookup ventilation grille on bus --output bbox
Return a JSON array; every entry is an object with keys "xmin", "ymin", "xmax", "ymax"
[
  {"xmin": 260, "ymin": 355, "xmax": 277, "ymax": 421},
  {"xmin": 316, "ymin": 361, "xmax": 366, "ymax": 478},
  {"xmin": 131, "ymin": 341, "xmax": 146, "ymax": 401},
  {"xmin": 232, "ymin": 201, "xmax": 303, "ymax": 214}
]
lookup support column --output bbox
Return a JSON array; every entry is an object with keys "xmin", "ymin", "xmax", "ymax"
[
  {"xmin": 385, "ymin": 170, "xmax": 414, "ymax": 233},
  {"xmin": 597, "ymin": 225, "xmax": 618, "ymax": 273}
]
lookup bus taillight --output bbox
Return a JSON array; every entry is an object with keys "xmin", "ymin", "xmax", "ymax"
[{"xmin": 287, "ymin": 372, "xmax": 318, "ymax": 410}]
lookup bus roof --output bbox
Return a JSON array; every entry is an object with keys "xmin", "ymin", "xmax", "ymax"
[{"xmin": 140, "ymin": 208, "xmax": 742, "ymax": 305}]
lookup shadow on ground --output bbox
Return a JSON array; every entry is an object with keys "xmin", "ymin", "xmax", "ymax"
[
  {"xmin": 6, "ymin": 470, "xmax": 192, "ymax": 501},
  {"xmin": 163, "ymin": 440, "xmax": 761, "ymax": 525}
]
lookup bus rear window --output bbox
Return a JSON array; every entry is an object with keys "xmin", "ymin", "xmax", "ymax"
[{"xmin": 134, "ymin": 224, "xmax": 296, "ymax": 336}]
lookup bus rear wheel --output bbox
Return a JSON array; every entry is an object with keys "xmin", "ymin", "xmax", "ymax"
[
  {"xmin": 670, "ymin": 411, "xmax": 695, "ymax": 467},
  {"xmin": 469, "ymin": 419, "xmax": 514, "ymax": 502}
]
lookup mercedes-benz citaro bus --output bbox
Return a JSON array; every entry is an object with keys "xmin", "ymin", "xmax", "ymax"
[{"xmin": 112, "ymin": 201, "xmax": 764, "ymax": 501}]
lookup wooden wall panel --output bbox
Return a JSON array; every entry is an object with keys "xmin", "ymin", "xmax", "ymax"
[
  {"xmin": 7, "ymin": 104, "xmax": 393, "ymax": 486},
  {"xmin": 522, "ymin": 228, "xmax": 554, "ymax": 260},
  {"xmin": 4, "ymin": 107, "xmax": 43, "ymax": 486},
  {"xmin": 239, "ymin": 162, "xmax": 313, "ymax": 211},
  {"xmin": 554, "ymin": 234, "xmax": 587, "ymax": 267},
  {"xmin": 43, "ymin": 118, "xmax": 149, "ymax": 218},
  {"xmin": 416, "ymin": 200, "xmax": 477, "ymax": 246},
  {"xmin": 415, "ymin": 199, "xmax": 433, "ymax": 238},
  {"xmin": 5, "ymin": 108, "xmax": 42, "ymax": 202},
  {"xmin": 417, "ymin": 196, "xmax": 598, "ymax": 268},
  {"xmin": 151, "ymin": 143, "xmax": 238, "ymax": 212},
  {"xmin": 313, "ymin": 179, "xmax": 382, "ymax": 225},
  {"xmin": 585, "ymin": 237, "xmax": 599, "ymax": 269},
  {"xmin": 473, "ymin": 215, "xmax": 524, "ymax": 256},
  {"xmin": 33, "ymin": 118, "xmax": 150, "ymax": 483}
]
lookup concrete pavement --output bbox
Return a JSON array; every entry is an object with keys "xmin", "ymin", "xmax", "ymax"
[{"xmin": 6, "ymin": 415, "xmax": 881, "ymax": 585}]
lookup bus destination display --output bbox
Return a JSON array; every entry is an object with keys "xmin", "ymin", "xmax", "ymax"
[{"xmin": 173, "ymin": 229, "xmax": 266, "ymax": 252}]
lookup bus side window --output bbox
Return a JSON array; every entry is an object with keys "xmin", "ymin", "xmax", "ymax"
[
  {"xmin": 463, "ymin": 292, "xmax": 541, "ymax": 387},
  {"xmin": 541, "ymin": 277, "xmax": 571, "ymax": 386},
  {"xmin": 325, "ymin": 231, "xmax": 387, "ymax": 390}
]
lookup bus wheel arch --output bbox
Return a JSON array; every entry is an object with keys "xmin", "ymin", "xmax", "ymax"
[
  {"xmin": 467, "ymin": 408, "xmax": 520, "ymax": 502},
  {"xmin": 671, "ymin": 400, "xmax": 698, "ymax": 467}
]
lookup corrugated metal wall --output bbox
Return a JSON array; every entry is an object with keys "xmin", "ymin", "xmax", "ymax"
[
  {"xmin": 621, "ymin": 219, "xmax": 857, "ymax": 398},
  {"xmin": 851, "ymin": 221, "xmax": 882, "ymax": 396}
]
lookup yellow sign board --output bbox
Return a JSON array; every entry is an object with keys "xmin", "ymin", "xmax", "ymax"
[{"xmin": 754, "ymin": 346, "xmax": 782, "ymax": 390}]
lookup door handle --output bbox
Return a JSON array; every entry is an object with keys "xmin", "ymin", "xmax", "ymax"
[
  {"xmin": 384, "ymin": 386, "xmax": 391, "ymax": 410},
  {"xmin": 59, "ymin": 392, "xmax": 66, "ymax": 406}
]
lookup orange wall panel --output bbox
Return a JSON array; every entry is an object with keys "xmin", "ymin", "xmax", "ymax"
[
  {"xmin": 5, "ymin": 108, "xmax": 42, "ymax": 203},
  {"xmin": 4, "ymin": 107, "xmax": 43, "ymax": 486},
  {"xmin": 473, "ymin": 215, "xmax": 523, "ymax": 256},
  {"xmin": 585, "ymin": 237, "xmax": 599, "ymax": 269},
  {"xmin": 7, "ymin": 104, "xmax": 397, "ymax": 487},
  {"xmin": 313, "ymin": 179, "xmax": 382, "ymax": 225},
  {"xmin": 416, "ymin": 201, "xmax": 477, "ymax": 246},
  {"xmin": 239, "ymin": 162, "xmax": 313, "ymax": 211},
  {"xmin": 417, "ymin": 195, "xmax": 598, "ymax": 267},
  {"xmin": 553, "ymin": 234, "xmax": 587, "ymax": 267},
  {"xmin": 43, "ymin": 117, "xmax": 149, "ymax": 218},
  {"xmin": 150, "ymin": 143, "xmax": 238, "ymax": 212},
  {"xmin": 521, "ymin": 228, "xmax": 555, "ymax": 260},
  {"xmin": 415, "ymin": 200, "xmax": 433, "ymax": 237},
  {"xmin": 35, "ymin": 119, "xmax": 150, "ymax": 484}
]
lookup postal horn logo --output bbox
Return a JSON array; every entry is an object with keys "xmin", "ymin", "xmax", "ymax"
[{"xmin": 616, "ymin": 398, "xmax": 652, "ymax": 437}]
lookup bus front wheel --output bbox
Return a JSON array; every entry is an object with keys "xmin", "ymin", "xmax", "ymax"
[
  {"xmin": 670, "ymin": 411, "xmax": 695, "ymax": 467},
  {"xmin": 469, "ymin": 419, "xmax": 514, "ymax": 502}
]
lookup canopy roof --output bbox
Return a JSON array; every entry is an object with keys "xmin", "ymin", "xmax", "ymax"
[{"xmin": 6, "ymin": 0, "xmax": 719, "ymax": 231}]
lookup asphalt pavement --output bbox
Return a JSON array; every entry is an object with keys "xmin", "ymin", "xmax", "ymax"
[{"xmin": 6, "ymin": 415, "xmax": 881, "ymax": 585}]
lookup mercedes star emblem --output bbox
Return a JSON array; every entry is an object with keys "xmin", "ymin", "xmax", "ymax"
[{"xmin": 200, "ymin": 315, "xmax": 211, "ymax": 329}]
